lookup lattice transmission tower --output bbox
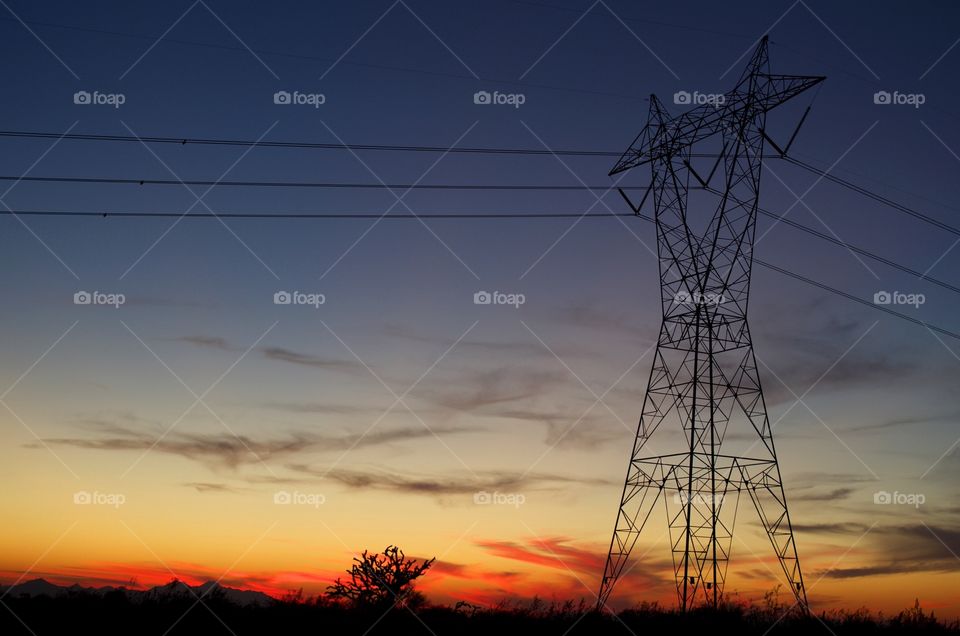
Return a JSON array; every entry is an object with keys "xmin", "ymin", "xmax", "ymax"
[{"xmin": 597, "ymin": 37, "xmax": 824, "ymax": 612}]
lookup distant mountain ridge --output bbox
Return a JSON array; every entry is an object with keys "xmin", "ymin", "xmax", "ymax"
[{"xmin": 0, "ymin": 578, "xmax": 275, "ymax": 607}]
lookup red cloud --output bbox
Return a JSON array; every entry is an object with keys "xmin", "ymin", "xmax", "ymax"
[{"xmin": 475, "ymin": 537, "xmax": 603, "ymax": 574}]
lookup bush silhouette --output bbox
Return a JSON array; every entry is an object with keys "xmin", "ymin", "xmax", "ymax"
[{"xmin": 326, "ymin": 545, "xmax": 435, "ymax": 610}]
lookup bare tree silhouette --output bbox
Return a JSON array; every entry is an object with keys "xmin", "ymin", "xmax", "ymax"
[{"xmin": 326, "ymin": 545, "xmax": 435, "ymax": 609}]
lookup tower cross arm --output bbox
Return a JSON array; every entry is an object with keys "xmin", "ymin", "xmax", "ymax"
[
  {"xmin": 609, "ymin": 74, "xmax": 824, "ymax": 175},
  {"xmin": 757, "ymin": 73, "xmax": 825, "ymax": 111}
]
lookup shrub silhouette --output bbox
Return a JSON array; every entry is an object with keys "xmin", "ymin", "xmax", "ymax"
[{"xmin": 326, "ymin": 545, "xmax": 435, "ymax": 610}]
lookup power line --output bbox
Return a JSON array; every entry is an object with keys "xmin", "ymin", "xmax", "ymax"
[
  {"xmin": 1, "ymin": 131, "xmax": 956, "ymax": 334},
  {"xmin": 703, "ymin": 186, "xmax": 960, "ymax": 296},
  {"xmin": 0, "ymin": 130, "xmax": 727, "ymax": 159},
  {"xmin": 5, "ymin": 129, "xmax": 957, "ymax": 233},
  {"xmin": 793, "ymin": 152, "xmax": 960, "ymax": 220},
  {"xmin": 0, "ymin": 130, "xmax": 623, "ymax": 156},
  {"xmin": 0, "ymin": 174, "xmax": 649, "ymax": 191},
  {"xmin": 637, "ymin": 207, "xmax": 960, "ymax": 341},
  {"xmin": 1, "ymin": 206, "xmax": 956, "ymax": 341},
  {"xmin": 783, "ymin": 155, "xmax": 960, "ymax": 238},
  {"xmin": 755, "ymin": 258, "xmax": 960, "ymax": 341},
  {"xmin": 5, "ymin": 171, "xmax": 956, "ymax": 295},
  {"xmin": 0, "ymin": 209, "xmax": 632, "ymax": 218},
  {"xmin": 7, "ymin": 125, "xmax": 960, "ymax": 241}
]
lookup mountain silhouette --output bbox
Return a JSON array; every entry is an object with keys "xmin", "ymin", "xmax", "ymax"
[{"xmin": 1, "ymin": 578, "xmax": 273, "ymax": 607}]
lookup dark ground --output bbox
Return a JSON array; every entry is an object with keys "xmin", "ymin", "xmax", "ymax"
[{"xmin": 1, "ymin": 592, "xmax": 958, "ymax": 636}]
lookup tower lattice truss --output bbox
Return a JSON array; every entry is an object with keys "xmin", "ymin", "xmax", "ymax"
[{"xmin": 598, "ymin": 38, "xmax": 824, "ymax": 612}]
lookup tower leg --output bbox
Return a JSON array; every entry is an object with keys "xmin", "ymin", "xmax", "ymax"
[{"xmin": 741, "ymin": 462, "xmax": 808, "ymax": 612}]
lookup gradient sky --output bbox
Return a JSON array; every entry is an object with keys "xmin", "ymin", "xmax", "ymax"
[{"xmin": 0, "ymin": 0, "xmax": 959, "ymax": 619}]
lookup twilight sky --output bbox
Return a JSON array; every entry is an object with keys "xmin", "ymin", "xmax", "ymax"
[{"xmin": 0, "ymin": 0, "xmax": 959, "ymax": 617}]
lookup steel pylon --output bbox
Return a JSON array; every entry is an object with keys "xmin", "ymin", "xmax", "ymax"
[{"xmin": 597, "ymin": 37, "xmax": 824, "ymax": 612}]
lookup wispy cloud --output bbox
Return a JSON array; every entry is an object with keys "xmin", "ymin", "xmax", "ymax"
[
  {"xmin": 36, "ymin": 421, "xmax": 477, "ymax": 470},
  {"xmin": 183, "ymin": 481, "xmax": 247, "ymax": 493},
  {"xmin": 791, "ymin": 521, "xmax": 872, "ymax": 534},
  {"xmin": 791, "ymin": 487, "xmax": 856, "ymax": 503},
  {"xmin": 286, "ymin": 465, "xmax": 611, "ymax": 498},
  {"xmin": 842, "ymin": 411, "xmax": 960, "ymax": 434},
  {"xmin": 384, "ymin": 324, "xmax": 590, "ymax": 359},
  {"xmin": 260, "ymin": 346, "xmax": 362, "ymax": 372},
  {"xmin": 816, "ymin": 523, "xmax": 960, "ymax": 579},
  {"xmin": 413, "ymin": 367, "xmax": 568, "ymax": 411},
  {"xmin": 173, "ymin": 335, "xmax": 362, "ymax": 373},
  {"xmin": 487, "ymin": 407, "xmax": 621, "ymax": 449},
  {"xmin": 262, "ymin": 401, "xmax": 381, "ymax": 415},
  {"xmin": 556, "ymin": 301, "xmax": 656, "ymax": 342},
  {"xmin": 171, "ymin": 335, "xmax": 234, "ymax": 351}
]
